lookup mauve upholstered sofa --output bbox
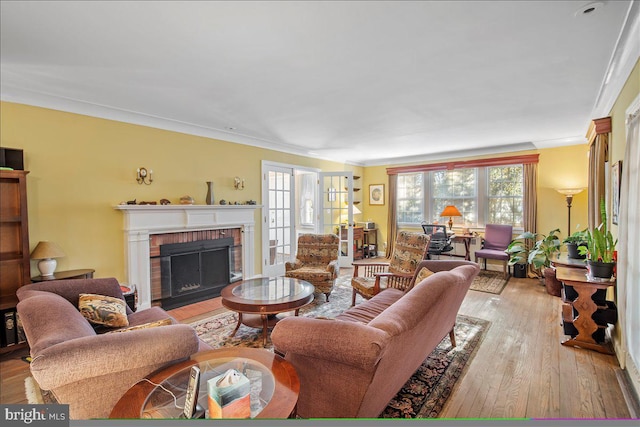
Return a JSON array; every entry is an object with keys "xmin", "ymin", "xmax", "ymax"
[
  {"xmin": 16, "ymin": 277, "xmax": 210, "ymax": 420},
  {"xmin": 271, "ymin": 259, "xmax": 480, "ymax": 418}
]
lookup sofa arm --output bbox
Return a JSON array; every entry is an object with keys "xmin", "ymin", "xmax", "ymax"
[
  {"xmin": 271, "ymin": 317, "xmax": 388, "ymax": 370},
  {"xmin": 30, "ymin": 324, "xmax": 200, "ymax": 390}
]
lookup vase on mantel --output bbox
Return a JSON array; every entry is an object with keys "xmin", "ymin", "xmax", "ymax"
[{"xmin": 205, "ymin": 181, "xmax": 214, "ymax": 205}]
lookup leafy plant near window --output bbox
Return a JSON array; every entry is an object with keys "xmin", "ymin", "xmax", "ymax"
[
  {"xmin": 507, "ymin": 228, "xmax": 562, "ymax": 270},
  {"xmin": 563, "ymin": 228, "xmax": 588, "ymax": 244}
]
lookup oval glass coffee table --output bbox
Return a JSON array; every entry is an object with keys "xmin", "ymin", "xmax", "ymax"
[
  {"xmin": 221, "ymin": 277, "xmax": 314, "ymax": 346},
  {"xmin": 110, "ymin": 348, "xmax": 299, "ymax": 419}
]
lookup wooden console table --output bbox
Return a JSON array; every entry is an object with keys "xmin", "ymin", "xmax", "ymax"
[
  {"xmin": 556, "ymin": 266, "xmax": 616, "ymax": 354},
  {"xmin": 31, "ymin": 268, "xmax": 95, "ymax": 282}
]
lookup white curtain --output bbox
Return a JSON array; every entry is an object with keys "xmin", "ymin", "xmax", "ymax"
[{"xmin": 618, "ymin": 98, "xmax": 640, "ymax": 372}]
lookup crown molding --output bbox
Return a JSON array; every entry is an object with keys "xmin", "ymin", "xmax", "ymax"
[
  {"xmin": 0, "ymin": 87, "xmax": 358, "ymax": 165},
  {"xmin": 590, "ymin": 0, "xmax": 640, "ymax": 120}
]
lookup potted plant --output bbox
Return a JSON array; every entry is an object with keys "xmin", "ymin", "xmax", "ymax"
[
  {"xmin": 578, "ymin": 199, "xmax": 617, "ymax": 279},
  {"xmin": 507, "ymin": 228, "xmax": 562, "ymax": 296},
  {"xmin": 563, "ymin": 227, "xmax": 588, "ymax": 259}
]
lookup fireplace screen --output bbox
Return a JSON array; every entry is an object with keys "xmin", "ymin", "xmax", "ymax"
[{"xmin": 159, "ymin": 237, "xmax": 235, "ymax": 309}]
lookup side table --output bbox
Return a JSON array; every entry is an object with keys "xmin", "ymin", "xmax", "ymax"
[
  {"xmin": 363, "ymin": 228, "xmax": 378, "ymax": 258},
  {"xmin": 109, "ymin": 347, "xmax": 299, "ymax": 419},
  {"xmin": 556, "ymin": 266, "xmax": 616, "ymax": 354},
  {"xmin": 31, "ymin": 268, "xmax": 95, "ymax": 282}
]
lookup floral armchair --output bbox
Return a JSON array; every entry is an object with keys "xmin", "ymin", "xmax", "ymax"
[
  {"xmin": 285, "ymin": 233, "xmax": 340, "ymax": 301},
  {"xmin": 351, "ymin": 231, "xmax": 431, "ymax": 306}
]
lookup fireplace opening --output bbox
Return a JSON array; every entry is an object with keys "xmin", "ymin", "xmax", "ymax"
[{"xmin": 159, "ymin": 237, "xmax": 236, "ymax": 310}]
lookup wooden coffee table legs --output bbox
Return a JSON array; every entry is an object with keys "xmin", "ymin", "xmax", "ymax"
[{"xmin": 230, "ymin": 310, "xmax": 302, "ymax": 346}]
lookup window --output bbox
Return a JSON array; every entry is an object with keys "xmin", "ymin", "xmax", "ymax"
[
  {"xmin": 397, "ymin": 173, "xmax": 424, "ymax": 223},
  {"xmin": 396, "ymin": 164, "xmax": 523, "ymax": 228},
  {"xmin": 487, "ymin": 165, "xmax": 523, "ymax": 226},
  {"xmin": 431, "ymin": 169, "xmax": 477, "ymax": 225}
]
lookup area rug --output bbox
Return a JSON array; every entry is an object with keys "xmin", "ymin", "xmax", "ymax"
[
  {"xmin": 469, "ymin": 269, "xmax": 509, "ymax": 295},
  {"xmin": 191, "ymin": 277, "xmax": 490, "ymax": 418}
]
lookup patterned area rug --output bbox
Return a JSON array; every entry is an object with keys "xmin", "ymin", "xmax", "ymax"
[
  {"xmin": 469, "ymin": 270, "xmax": 510, "ymax": 294},
  {"xmin": 191, "ymin": 276, "xmax": 490, "ymax": 418}
]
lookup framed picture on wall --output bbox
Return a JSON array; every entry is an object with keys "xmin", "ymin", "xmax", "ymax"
[
  {"xmin": 612, "ymin": 160, "xmax": 622, "ymax": 225},
  {"xmin": 369, "ymin": 184, "xmax": 384, "ymax": 205}
]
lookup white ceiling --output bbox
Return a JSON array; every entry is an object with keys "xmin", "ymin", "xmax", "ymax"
[{"xmin": 1, "ymin": 1, "xmax": 638, "ymax": 166}]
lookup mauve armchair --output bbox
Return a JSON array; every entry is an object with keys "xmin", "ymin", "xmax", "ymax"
[
  {"xmin": 474, "ymin": 224, "xmax": 513, "ymax": 279},
  {"xmin": 16, "ymin": 277, "xmax": 208, "ymax": 420}
]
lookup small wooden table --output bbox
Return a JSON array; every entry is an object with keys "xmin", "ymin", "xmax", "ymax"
[
  {"xmin": 451, "ymin": 234, "xmax": 475, "ymax": 261},
  {"xmin": 31, "ymin": 268, "xmax": 95, "ymax": 282},
  {"xmin": 221, "ymin": 277, "xmax": 314, "ymax": 346},
  {"xmin": 109, "ymin": 347, "xmax": 300, "ymax": 419}
]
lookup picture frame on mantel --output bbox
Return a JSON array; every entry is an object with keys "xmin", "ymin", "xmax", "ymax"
[
  {"xmin": 612, "ymin": 160, "xmax": 622, "ymax": 225},
  {"xmin": 369, "ymin": 184, "xmax": 384, "ymax": 205}
]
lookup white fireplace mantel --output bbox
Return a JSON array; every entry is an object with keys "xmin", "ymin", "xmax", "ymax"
[{"xmin": 115, "ymin": 204, "xmax": 262, "ymax": 310}]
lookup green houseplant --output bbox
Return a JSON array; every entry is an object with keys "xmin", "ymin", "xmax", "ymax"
[
  {"xmin": 578, "ymin": 199, "xmax": 617, "ymax": 278},
  {"xmin": 507, "ymin": 228, "xmax": 562, "ymax": 296},
  {"xmin": 562, "ymin": 227, "xmax": 588, "ymax": 259}
]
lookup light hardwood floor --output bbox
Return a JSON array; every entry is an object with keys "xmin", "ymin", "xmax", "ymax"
[{"xmin": 0, "ymin": 266, "xmax": 633, "ymax": 418}]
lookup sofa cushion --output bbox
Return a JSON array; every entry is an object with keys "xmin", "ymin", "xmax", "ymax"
[
  {"xmin": 78, "ymin": 293, "xmax": 129, "ymax": 327},
  {"xmin": 336, "ymin": 289, "xmax": 404, "ymax": 323},
  {"xmin": 127, "ymin": 306, "xmax": 177, "ymax": 327},
  {"xmin": 106, "ymin": 318, "xmax": 172, "ymax": 333}
]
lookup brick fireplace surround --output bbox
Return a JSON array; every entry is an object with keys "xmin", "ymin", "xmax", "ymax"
[{"xmin": 115, "ymin": 205, "xmax": 261, "ymax": 310}]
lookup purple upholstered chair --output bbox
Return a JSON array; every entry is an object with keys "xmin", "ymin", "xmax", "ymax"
[{"xmin": 474, "ymin": 224, "xmax": 513, "ymax": 279}]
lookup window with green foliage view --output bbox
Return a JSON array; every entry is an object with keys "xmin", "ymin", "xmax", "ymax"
[{"xmin": 397, "ymin": 164, "xmax": 523, "ymax": 228}]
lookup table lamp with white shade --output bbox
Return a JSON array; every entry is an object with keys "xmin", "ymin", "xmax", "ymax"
[{"xmin": 30, "ymin": 241, "xmax": 65, "ymax": 277}]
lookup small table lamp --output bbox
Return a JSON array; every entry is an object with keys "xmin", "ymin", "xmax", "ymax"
[
  {"xmin": 440, "ymin": 205, "xmax": 462, "ymax": 230},
  {"xmin": 30, "ymin": 241, "xmax": 65, "ymax": 277}
]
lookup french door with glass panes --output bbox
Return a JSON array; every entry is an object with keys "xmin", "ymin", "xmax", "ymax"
[
  {"xmin": 262, "ymin": 165, "xmax": 295, "ymax": 277},
  {"xmin": 319, "ymin": 172, "xmax": 354, "ymax": 266}
]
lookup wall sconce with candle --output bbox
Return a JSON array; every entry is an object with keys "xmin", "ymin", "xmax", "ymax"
[
  {"xmin": 136, "ymin": 167, "xmax": 153, "ymax": 185},
  {"xmin": 234, "ymin": 177, "xmax": 245, "ymax": 190}
]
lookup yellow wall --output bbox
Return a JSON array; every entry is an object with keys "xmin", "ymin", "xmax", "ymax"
[
  {"xmin": 603, "ymin": 58, "xmax": 639, "ymax": 373},
  {"xmin": 608, "ymin": 59, "xmax": 640, "ymax": 240},
  {"xmin": 0, "ymin": 102, "xmax": 362, "ymax": 281}
]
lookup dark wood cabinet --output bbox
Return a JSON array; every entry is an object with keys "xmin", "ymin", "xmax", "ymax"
[
  {"xmin": 0, "ymin": 170, "xmax": 30, "ymax": 310},
  {"xmin": 0, "ymin": 170, "xmax": 31, "ymax": 352}
]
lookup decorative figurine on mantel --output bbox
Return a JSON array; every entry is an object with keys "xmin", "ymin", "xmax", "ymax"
[
  {"xmin": 180, "ymin": 195, "xmax": 195, "ymax": 205},
  {"xmin": 160, "ymin": 199, "xmax": 171, "ymax": 205}
]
